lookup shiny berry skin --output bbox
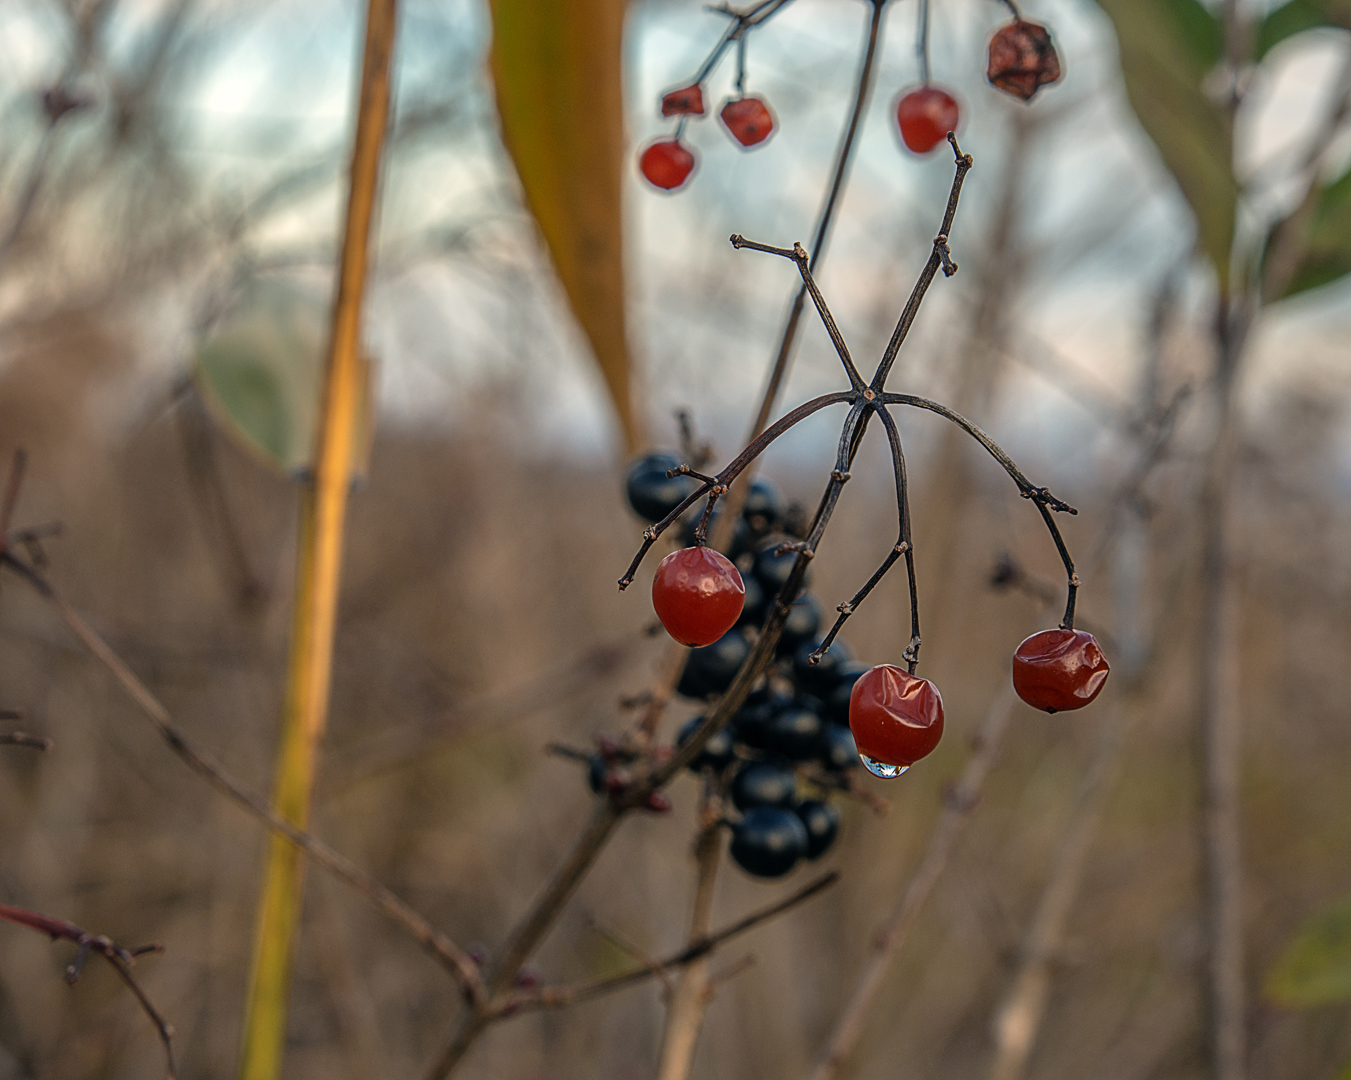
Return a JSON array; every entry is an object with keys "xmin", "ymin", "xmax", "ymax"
[
  {"xmin": 677, "ymin": 715, "xmax": 736, "ymax": 772},
  {"xmin": 732, "ymin": 689, "xmax": 790, "ymax": 750},
  {"xmin": 795, "ymin": 799, "xmax": 840, "ymax": 859},
  {"xmin": 895, "ymin": 85, "xmax": 960, "ymax": 154},
  {"xmin": 736, "ymin": 573, "xmax": 768, "ymax": 628},
  {"xmin": 730, "ymin": 806, "xmax": 808, "ymax": 877},
  {"xmin": 849, "ymin": 665, "xmax": 944, "ymax": 769},
  {"xmin": 987, "ymin": 20, "xmax": 1062, "ymax": 101},
  {"xmin": 1011, "ymin": 628, "xmax": 1109, "ymax": 713},
  {"xmin": 653, "ymin": 547, "xmax": 745, "ymax": 647},
  {"xmin": 730, "ymin": 761, "xmax": 797, "ymax": 811},
  {"xmin": 677, "ymin": 626, "xmax": 751, "ymax": 697},
  {"xmin": 661, "ymin": 84, "xmax": 705, "ymax": 116},
  {"xmin": 719, "ymin": 96, "xmax": 776, "ymax": 147},
  {"xmin": 639, "ymin": 139, "xmax": 696, "ymax": 190},
  {"xmin": 625, "ymin": 452, "xmax": 697, "ymax": 522}
]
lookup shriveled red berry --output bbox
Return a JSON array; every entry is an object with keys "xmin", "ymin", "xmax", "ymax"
[
  {"xmin": 987, "ymin": 19, "xmax": 1062, "ymax": 101},
  {"xmin": 719, "ymin": 96, "xmax": 775, "ymax": 148},
  {"xmin": 661, "ymin": 84, "xmax": 705, "ymax": 117},
  {"xmin": 848, "ymin": 665, "xmax": 944, "ymax": 778},
  {"xmin": 895, "ymin": 85, "xmax": 960, "ymax": 154},
  {"xmin": 639, "ymin": 139, "xmax": 696, "ymax": 191},
  {"xmin": 652, "ymin": 546, "xmax": 745, "ymax": 647},
  {"xmin": 1012, "ymin": 628, "xmax": 1109, "ymax": 713}
]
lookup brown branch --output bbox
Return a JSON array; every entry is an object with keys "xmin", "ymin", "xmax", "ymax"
[
  {"xmin": 0, "ymin": 904, "xmax": 176, "ymax": 1079},
  {"xmin": 493, "ymin": 870, "xmax": 839, "ymax": 1019},
  {"xmin": 806, "ymin": 687, "xmax": 1017, "ymax": 1080},
  {"xmin": 0, "ymin": 551, "xmax": 485, "ymax": 999},
  {"xmin": 655, "ymin": 785, "xmax": 725, "ymax": 1080},
  {"xmin": 988, "ymin": 700, "xmax": 1129, "ymax": 1080}
]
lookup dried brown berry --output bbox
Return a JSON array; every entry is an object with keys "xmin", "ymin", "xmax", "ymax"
[{"xmin": 987, "ymin": 19, "xmax": 1061, "ymax": 101}]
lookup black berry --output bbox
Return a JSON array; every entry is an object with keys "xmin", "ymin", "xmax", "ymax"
[
  {"xmin": 760, "ymin": 697, "xmax": 827, "ymax": 761},
  {"xmin": 677, "ymin": 627, "xmax": 752, "ymax": 698},
  {"xmin": 776, "ymin": 594, "xmax": 822, "ymax": 656},
  {"xmin": 730, "ymin": 761, "xmax": 797, "ymax": 811},
  {"xmin": 820, "ymin": 723, "xmax": 860, "ymax": 772},
  {"xmin": 824, "ymin": 661, "xmax": 871, "ymax": 725},
  {"xmin": 742, "ymin": 478, "xmax": 784, "ymax": 535},
  {"xmin": 677, "ymin": 715, "xmax": 736, "ymax": 772},
  {"xmin": 795, "ymin": 799, "xmax": 841, "ymax": 859},
  {"xmin": 730, "ymin": 806, "xmax": 809, "ymax": 877},
  {"xmin": 625, "ymin": 453, "xmax": 698, "ymax": 523},
  {"xmin": 792, "ymin": 638, "xmax": 855, "ymax": 694},
  {"xmin": 753, "ymin": 536, "xmax": 811, "ymax": 594},
  {"xmin": 732, "ymin": 689, "xmax": 791, "ymax": 750},
  {"xmin": 737, "ymin": 573, "xmax": 768, "ymax": 628}
]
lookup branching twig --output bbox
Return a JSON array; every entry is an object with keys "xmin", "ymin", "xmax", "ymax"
[
  {"xmin": 0, "ymin": 904, "xmax": 176, "ymax": 1078},
  {"xmin": 0, "ymin": 551, "xmax": 486, "ymax": 999}
]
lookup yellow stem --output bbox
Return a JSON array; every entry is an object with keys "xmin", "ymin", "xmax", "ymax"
[{"xmin": 238, "ymin": 2, "xmax": 397, "ymax": 1077}]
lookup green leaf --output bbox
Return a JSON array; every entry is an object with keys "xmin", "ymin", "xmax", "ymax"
[
  {"xmin": 489, "ymin": 0, "xmax": 642, "ymax": 452},
  {"xmin": 1266, "ymin": 894, "xmax": 1351, "ymax": 1007},
  {"xmin": 1267, "ymin": 167, "xmax": 1351, "ymax": 299},
  {"xmin": 194, "ymin": 282, "xmax": 324, "ymax": 475},
  {"xmin": 1257, "ymin": 0, "xmax": 1351, "ymax": 60},
  {"xmin": 1095, "ymin": 0, "xmax": 1237, "ymax": 289}
]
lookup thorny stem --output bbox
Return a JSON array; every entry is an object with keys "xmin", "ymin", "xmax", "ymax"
[
  {"xmin": 0, "ymin": 903, "xmax": 177, "ymax": 1079},
  {"xmin": 0, "ymin": 551, "xmax": 487, "ymax": 1000}
]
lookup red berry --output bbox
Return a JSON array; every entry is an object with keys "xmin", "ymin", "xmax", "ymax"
[
  {"xmin": 1011, "ymin": 628, "xmax": 1109, "ymax": 713},
  {"xmin": 639, "ymin": 139, "xmax": 696, "ymax": 191},
  {"xmin": 719, "ymin": 96, "xmax": 775, "ymax": 148},
  {"xmin": 848, "ymin": 665, "xmax": 944, "ymax": 777},
  {"xmin": 661, "ymin": 84, "xmax": 705, "ymax": 117},
  {"xmin": 652, "ymin": 547, "xmax": 745, "ymax": 647},
  {"xmin": 987, "ymin": 20, "xmax": 1062, "ymax": 101},
  {"xmin": 895, "ymin": 85, "xmax": 960, "ymax": 154}
]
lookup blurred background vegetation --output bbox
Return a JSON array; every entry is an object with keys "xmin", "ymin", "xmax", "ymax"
[{"xmin": 0, "ymin": 0, "xmax": 1349, "ymax": 1078}]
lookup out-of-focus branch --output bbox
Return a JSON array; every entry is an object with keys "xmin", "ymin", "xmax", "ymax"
[
  {"xmin": 0, "ymin": 551, "xmax": 485, "ymax": 997},
  {"xmin": 988, "ymin": 700, "xmax": 1129, "ymax": 1080},
  {"xmin": 0, "ymin": 903, "xmax": 175, "ymax": 1079},
  {"xmin": 806, "ymin": 687, "xmax": 1018, "ymax": 1080},
  {"xmin": 655, "ymin": 785, "xmax": 725, "ymax": 1080}
]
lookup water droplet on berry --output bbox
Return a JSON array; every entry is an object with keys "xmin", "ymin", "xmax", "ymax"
[{"xmin": 859, "ymin": 754, "xmax": 909, "ymax": 779}]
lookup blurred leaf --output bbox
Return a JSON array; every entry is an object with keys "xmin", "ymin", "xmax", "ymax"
[
  {"xmin": 194, "ymin": 283, "xmax": 323, "ymax": 475},
  {"xmin": 1096, "ymin": 0, "xmax": 1237, "ymax": 289},
  {"xmin": 1267, "ymin": 167, "xmax": 1351, "ymax": 298},
  {"xmin": 194, "ymin": 282, "xmax": 375, "ymax": 478},
  {"xmin": 489, "ymin": 0, "xmax": 641, "ymax": 452},
  {"xmin": 1257, "ymin": 0, "xmax": 1351, "ymax": 59},
  {"xmin": 1266, "ymin": 894, "xmax": 1351, "ymax": 1007}
]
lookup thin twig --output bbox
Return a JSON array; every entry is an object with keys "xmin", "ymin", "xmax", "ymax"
[
  {"xmin": 807, "ymin": 687, "xmax": 1017, "ymax": 1080},
  {"xmin": 0, "ymin": 904, "xmax": 176, "ymax": 1079},
  {"xmin": 655, "ymin": 785, "xmax": 725, "ymax": 1080},
  {"xmin": 0, "ymin": 551, "xmax": 485, "ymax": 997}
]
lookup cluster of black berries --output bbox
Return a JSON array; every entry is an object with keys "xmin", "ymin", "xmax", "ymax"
[{"xmin": 625, "ymin": 452, "xmax": 870, "ymax": 878}]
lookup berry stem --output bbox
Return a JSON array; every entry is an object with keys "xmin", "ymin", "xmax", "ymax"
[
  {"xmin": 916, "ymin": 0, "xmax": 931, "ymax": 85},
  {"xmin": 738, "ymin": 0, "xmax": 888, "ymax": 449},
  {"xmin": 870, "ymin": 134, "xmax": 973, "ymax": 391},
  {"xmin": 880, "ymin": 392, "xmax": 1079, "ymax": 627},
  {"xmin": 732, "ymin": 237, "xmax": 868, "ymax": 391}
]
